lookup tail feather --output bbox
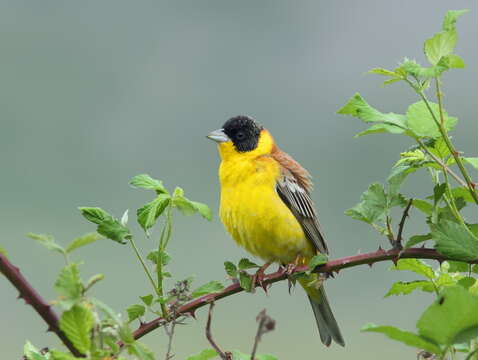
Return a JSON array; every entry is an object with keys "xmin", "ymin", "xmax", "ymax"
[{"xmin": 304, "ymin": 283, "xmax": 345, "ymax": 347}]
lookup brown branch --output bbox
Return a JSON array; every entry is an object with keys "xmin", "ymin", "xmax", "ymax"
[
  {"xmin": 205, "ymin": 303, "xmax": 231, "ymax": 360},
  {"xmin": 0, "ymin": 253, "xmax": 84, "ymax": 357},
  {"xmin": 129, "ymin": 247, "xmax": 478, "ymax": 343},
  {"xmin": 396, "ymin": 198, "xmax": 413, "ymax": 249},
  {"xmin": 251, "ymin": 309, "xmax": 275, "ymax": 360}
]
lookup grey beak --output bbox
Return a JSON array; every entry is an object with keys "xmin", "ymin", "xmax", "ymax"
[{"xmin": 206, "ymin": 129, "xmax": 230, "ymax": 143}]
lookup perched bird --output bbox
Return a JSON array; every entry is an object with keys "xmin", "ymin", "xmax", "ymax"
[{"xmin": 207, "ymin": 115, "xmax": 344, "ymax": 347}]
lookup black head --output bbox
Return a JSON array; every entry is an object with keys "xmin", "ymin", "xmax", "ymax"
[{"xmin": 222, "ymin": 115, "xmax": 263, "ymax": 152}]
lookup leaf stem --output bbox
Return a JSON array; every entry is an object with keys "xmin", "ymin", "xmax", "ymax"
[{"xmin": 128, "ymin": 237, "xmax": 158, "ymax": 296}]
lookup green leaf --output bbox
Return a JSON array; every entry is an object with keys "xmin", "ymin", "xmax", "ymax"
[
  {"xmin": 172, "ymin": 188, "xmax": 213, "ymax": 220},
  {"xmin": 127, "ymin": 304, "xmax": 145, "ymax": 322},
  {"xmin": 405, "ymin": 234, "xmax": 432, "ymax": 249},
  {"xmin": 49, "ymin": 350, "xmax": 79, "ymax": 360},
  {"xmin": 361, "ymin": 323, "xmax": 441, "ymax": 354},
  {"xmin": 27, "ymin": 233, "xmax": 65, "ymax": 254},
  {"xmin": 239, "ymin": 272, "xmax": 253, "ymax": 292},
  {"xmin": 65, "ymin": 233, "xmax": 102, "ymax": 254},
  {"xmin": 391, "ymin": 259, "xmax": 435, "ymax": 279},
  {"xmin": 140, "ymin": 294, "xmax": 154, "ymax": 306},
  {"xmin": 437, "ymin": 54, "xmax": 466, "ymax": 70},
  {"xmin": 368, "ymin": 68, "xmax": 401, "ymax": 77},
  {"xmin": 434, "ymin": 183, "xmax": 447, "ymax": 204},
  {"xmin": 447, "ymin": 261, "xmax": 470, "ymax": 273},
  {"xmin": 458, "ymin": 277, "xmax": 476, "ymax": 289},
  {"xmin": 451, "ymin": 187, "xmax": 478, "ymax": 203},
  {"xmin": 24, "ymin": 341, "xmax": 48, "ymax": 360},
  {"xmin": 406, "ymin": 101, "xmax": 457, "ymax": 138},
  {"xmin": 126, "ymin": 341, "xmax": 155, "ymax": 360},
  {"xmin": 442, "ymin": 10, "xmax": 468, "ymax": 32},
  {"xmin": 146, "ymin": 250, "xmax": 171, "ymax": 265},
  {"xmin": 231, "ymin": 350, "xmax": 277, "ymax": 360},
  {"xmin": 54, "ymin": 263, "xmax": 83, "ymax": 310},
  {"xmin": 130, "ymin": 174, "xmax": 168, "ymax": 194},
  {"xmin": 224, "ymin": 261, "xmax": 238, "ymax": 278},
  {"xmin": 337, "ymin": 93, "xmax": 408, "ymax": 137},
  {"xmin": 345, "ymin": 183, "xmax": 387, "ymax": 224},
  {"xmin": 84, "ymin": 274, "xmax": 104, "ymax": 292},
  {"xmin": 59, "ymin": 304, "xmax": 94, "ymax": 354},
  {"xmin": 191, "ymin": 281, "xmax": 224, "ymax": 298},
  {"xmin": 432, "ymin": 220, "xmax": 478, "ymax": 260},
  {"xmin": 78, "ymin": 207, "xmax": 112, "ymax": 225},
  {"xmin": 412, "ymin": 199, "xmax": 433, "ymax": 216},
  {"xmin": 418, "ymin": 286, "xmax": 478, "ymax": 346},
  {"xmin": 385, "ymin": 281, "xmax": 435, "ymax": 297},
  {"xmin": 0, "ymin": 245, "xmax": 7, "ymax": 257},
  {"xmin": 137, "ymin": 194, "xmax": 170, "ymax": 231},
  {"xmin": 427, "ymin": 137, "xmax": 451, "ymax": 159},
  {"xmin": 308, "ymin": 254, "xmax": 328, "ymax": 270},
  {"xmin": 464, "ymin": 157, "xmax": 478, "ymax": 170},
  {"xmin": 186, "ymin": 349, "xmax": 218, "ymax": 360},
  {"xmin": 97, "ymin": 218, "xmax": 131, "ymax": 244},
  {"xmin": 238, "ymin": 258, "xmax": 259, "ymax": 270}
]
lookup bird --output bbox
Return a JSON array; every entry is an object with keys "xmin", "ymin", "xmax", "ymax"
[{"xmin": 207, "ymin": 115, "xmax": 344, "ymax": 347}]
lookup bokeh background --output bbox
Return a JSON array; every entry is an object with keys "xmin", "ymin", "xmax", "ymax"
[{"xmin": 2, "ymin": 1, "xmax": 478, "ymax": 359}]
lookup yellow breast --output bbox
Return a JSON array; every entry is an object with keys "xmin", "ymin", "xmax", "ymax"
[{"xmin": 217, "ymin": 131, "xmax": 314, "ymax": 263}]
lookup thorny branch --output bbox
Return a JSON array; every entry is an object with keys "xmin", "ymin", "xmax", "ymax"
[
  {"xmin": 396, "ymin": 198, "xmax": 414, "ymax": 249},
  {"xmin": 128, "ymin": 247, "xmax": 478, "ymax": 344},
  {"xmin": 0, "ymin": 253, "xmax": 83, "ymax": 357}
]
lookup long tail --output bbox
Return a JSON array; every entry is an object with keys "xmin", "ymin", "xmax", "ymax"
[{"xmin": 299, "ymin": 278, "xmax": 345, "ymax": 347}]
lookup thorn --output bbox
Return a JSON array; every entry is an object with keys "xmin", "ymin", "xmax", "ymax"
[
  {"xmin": 391, "ymin": 257, "xmax": 399, "ymax": 266},
  {"xmin": 188, "ymin": 310, "xmax": 197, "ymax": 319},
  {"xmin": 47, "ymin": 326, "xmax": 54, "ymax": 333},
  {"xmin": 437, "ymin": 259, "xmax": 444, "ymax": 265},
  {"xmin": 376, "ymin": 246, "xmax": 386, "ymax": 255},
  {"xmin": 368, "ymin": 263, "xmax": 373, "ymax": 268},
  {"xmin": 17, "ymin": 293, "xmax": 23, "ymax": 300},
  {"xmin": 471, "ymin": 182, "xmax": 476, "ymax": 189}
]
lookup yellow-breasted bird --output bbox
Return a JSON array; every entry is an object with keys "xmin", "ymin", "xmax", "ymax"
[{"xmin": 207, "ymin": 115, "xmax": 344, "ymax": 347}]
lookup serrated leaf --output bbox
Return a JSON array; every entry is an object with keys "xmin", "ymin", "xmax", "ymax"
[
  {"xmin": 24, "ymin": 341, "xmax": 48, "ymax": 360},
  {"xmin": 385, "ymin": 281, "xmax": 435, "ymax": 297},
  {"xmin": 458, "ymin": 277, "xmax": 476, "ymax": 289},
  {"xmin": 338, "ymin": 93, "xmax": 408, "ymax": 136},
  {"xmin": 427, "ymin": 137, "xmax": 451, "ymax": 159},
  {"xmin": 140, "ymin": 294, "xmax": 154, "ymax": 306},
  {"xmin": 97, "ymin": 218, "xmax": 131, "ymax": 244},
  {"xmin": 27, "ymin": 233, "xmax": 65, "ymax": 254},
  {"xmin": 172, "ymin": 189, "xmax": 212, "ymax": 220},
  {"xmin": 406, "ymin": 101, "xmax": 457, "ymax": 138},
  {"xmin": 418, "ymin": 286, "xmax": 478, "ymax": 346},
  {"xmin": 238, "ymin": 258, "xmax": 259, "ymax": 270},
  {"xmin": 239, "ymin": 272, "xmax": 253, "ymax": 292},
  {"xmin": 54, "ymin": 263, "xmax": 83, "ymax": 310},
  {"xmin": 368, "ymin": 68, "xmax": 400, "ymax": 77},
  {"xmin": 424, "ymin": 29, "xmax": 457, "ymax": 66},
  {"xmin": 412, "ymin": 199, "xmax": 433, "ymax": 216},
  {"xmin": 146, "ymin": 250, "xmax": 171, "ymax": 265},
  {"xmin": 190, "ymin": 201, "xmax": 213, "ymax": 221},
  {"xmin": 127, "ymin": 304, "xmax": 145, "ymax": 322},
  {"xmin": 447, "ymin": 261, "xmax": 469, "ymax": 273},
  {"xmin": 224, "ymin": 261, "xmax": 238, "ymax": 278},
  {"xmin": 59, "ymin": 305, "xmax": 94, "ymax": 354},
  {"xmin": 345, "ymin": 183, "xmax": 387, "ymax": 224},
  {"xmin": 137, "ymin": 194, "xmax": 170, "ymax": 231},
  {"xmin": 192, "ymin": 281, "xmax": 224, "ymax": 298},
  {"xmin": 405, "ymin": 234, "xmax": 432, "ymax": 249},
  {"xmin": 432, "ymin": 220, "xmax": 478, "ymax": 260},
  {"xmin": 387, "ymin": 165, "xmax": 418, "ymax": 198},
  {"xmin": 451, "ymin": 187, "xmax": 478, "ymax": 203},
  {"xmin": 78, "ymin": 207, "xmax": 112, "ymax": 225},
  {"xmin": 130, "ymin": 174, "xmax": 168, "ymax": 194},
  {"xmin": 391, "ymin": 259, "xmax": 435, "ymax": 279},
  {"xmin": 361, "ymin": 323, "xmax": 441, "ymax": 354},
  {"xmin": 126, "ymin": 341, "xmax": 155, "ymax": 360},
  {"xmin": 186, "ymin": 349, "xmax": 218, "ymax": 360},
  {"xmin": 65, "ymin": 233, "xmax": 102, "ymax": 254},
  {"xmin": 308, "ymin": 254, "xmax": 328, "ymax": 270}
]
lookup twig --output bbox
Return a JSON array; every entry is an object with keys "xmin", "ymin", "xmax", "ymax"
[
  {"xmin": 164, "ymin": 321, "xmax": 176, "ymax": 360},
  {"xmin": 396, "ymin": 198, "xmax": 413, "ymax": 249},
  {"xmin": 126, "ymin": 247, "xmax": 478, "ymax": 344},
  {"xmin": 0, "ymin": 253, "xmax": 83, "ymax": 357},
  {"xmin": 205, "ymin": 303, "xmax": 231, "ymax": 360},
  {"xmin": 250, "ymin": 310, "xmax": 275, "ymax": 360}
]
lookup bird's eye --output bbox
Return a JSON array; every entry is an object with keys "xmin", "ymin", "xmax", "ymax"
[{"xmin": 236, "ymin": 131, "xmax": 245, "ymax": 140}]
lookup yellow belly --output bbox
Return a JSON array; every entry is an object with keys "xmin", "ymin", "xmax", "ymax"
[{"xmin": 219, "ymin": 157, "xmax": 315, "ymax": 263}]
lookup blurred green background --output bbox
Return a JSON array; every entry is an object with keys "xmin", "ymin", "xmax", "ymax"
[{"xmin": 2, "ymin": 1, "xmax": 478, "ymax": 359}]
